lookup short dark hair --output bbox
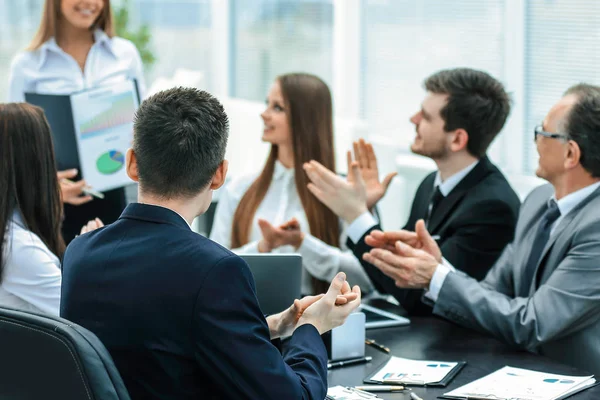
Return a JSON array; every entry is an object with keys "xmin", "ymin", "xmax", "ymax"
[
  {"xmin": 424, "ymin": 68, "xmax": 511, "ymax": 158},
  {"xmin": 562, "ymin": 83, "xmax": 600, "ymax": 177},
  {"xmin": 133, "ymin": 87, "xmax": 229, "ymax": 198}
]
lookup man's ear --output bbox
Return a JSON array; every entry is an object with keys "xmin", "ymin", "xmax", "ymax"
[
  {"xmin": 126, "ymin": 148, "xmax": 140, "ymax": 182},
  {"xmin": 449, "ymin": 128, "xmax": 469, "ymax": 152},
  {"xmin": 210, "ymin": 160, "xmax": 229, "ymax": 190},
  {"xmin": 564, "ymin": 139, "xmax": 582, "ymax": 170}
]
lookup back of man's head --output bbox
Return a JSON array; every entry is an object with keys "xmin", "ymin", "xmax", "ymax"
[
  {"xmin": 424, "ymin": 68, "xmax": 511, "ymax": 158},
  {"xmin": 562, "ymin": 83, "xmax": 600, "ymax": 178},
  {"xmin": 133, "ymin": 87, "xmax": 229, "ymax": 198}
]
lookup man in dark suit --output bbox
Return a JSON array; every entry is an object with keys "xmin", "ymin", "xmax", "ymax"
[
  {"xmin": 60, "ymin": 87, "xmax": 361, "ymax": 400},
  {"xmin": 303, "ymin": 68, "xmax": 520, "ymax": 315}
]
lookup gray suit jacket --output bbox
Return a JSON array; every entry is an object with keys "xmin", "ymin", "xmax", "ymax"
[{"xmin": 433, "ymin": 183, "xmax": 600, "ymax": 375}]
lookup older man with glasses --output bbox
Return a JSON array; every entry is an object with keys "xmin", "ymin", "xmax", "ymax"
[{"xmin": 309, "ymin": 83, "xmax": 600, "ymax": 375}]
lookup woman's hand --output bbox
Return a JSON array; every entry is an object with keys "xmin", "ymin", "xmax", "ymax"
[
  {"xmin": 57, "ymin": 169, "xmax": 93, "ymax": 206},
  {"xmin": 257, "ymin": 218, "xmax": 305, "ymax": 252},
  {"xmin": 80, "ymin": 218, "xmax": 104, "ymax": 235}
]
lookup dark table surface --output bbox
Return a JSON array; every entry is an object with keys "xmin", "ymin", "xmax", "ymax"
[{"xmin": 327, "ymin": 316, "xmax": 598, "ymax": 400}]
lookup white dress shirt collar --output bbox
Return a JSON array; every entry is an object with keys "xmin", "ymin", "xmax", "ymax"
[
  {"xmin": 552, "ymin": 181, "xmax": 600, "ymax": 219},
  {"xmin": 38, "ymin": 29, "xmax": 117, "ymax": 70},
  {"xmin": 273, "ymin": 160, "xmax": 295, "ymax": 181},
  {"xmin": 433, "ymin": 160, "xmax": 479, "ymax": 196}
]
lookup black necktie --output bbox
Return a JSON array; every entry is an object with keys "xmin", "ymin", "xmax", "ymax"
[
  {"xmin": 520, "ymin": 200, "xmax": 561, "ymax": 297},
  {"xmin": 425, "ymin": 186, "xmax": 444, "ymax": 228}
]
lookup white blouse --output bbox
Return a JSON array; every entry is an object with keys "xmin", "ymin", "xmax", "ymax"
[
  {"xmin": 210, "ymin": 161, "xmax": 374, "ymax": 295},
  {"xmin": 0, "ymin": 212, "xmax": 61, "ymax": 315},
  {"xmin": 7, "ymin": 29, "xmax": 146, "ymax": 102}
]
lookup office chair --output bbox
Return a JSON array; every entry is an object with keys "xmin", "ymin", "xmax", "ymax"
[{"xmin": 0, "ymin": 307, "xmax": 130, "ymax": 400}]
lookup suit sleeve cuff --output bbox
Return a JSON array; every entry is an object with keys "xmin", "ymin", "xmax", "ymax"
[
  {"xmin": 347, "ymin": 212, "xmax": 378, "ymax": 244},
  {"xmin": 424, "ymin": 258, "xmax": 456, "ymax": 302}
]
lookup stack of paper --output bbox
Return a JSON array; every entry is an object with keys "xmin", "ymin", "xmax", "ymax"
[
  {"xmin": 367, "ymin": 356, "xmax": 460, "ymax": 385},
  {"xmin": 443, "ymin": 366, "xmax": 596, "ymax": 400}
]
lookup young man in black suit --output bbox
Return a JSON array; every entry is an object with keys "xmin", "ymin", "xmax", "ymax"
[
  {"xmin": 60, "ymin": 87, "xmax": 361, "ymax": 400},
  {"xmin": 304, "ymin": 68, "xmax": 520, "ymax": 315}
]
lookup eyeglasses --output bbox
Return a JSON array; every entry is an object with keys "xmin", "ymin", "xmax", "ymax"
[{"xmin": 534, "ymin": 125, "xmax": 569, "ymax": 142}]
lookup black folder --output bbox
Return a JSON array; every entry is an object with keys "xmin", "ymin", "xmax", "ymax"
[{"xmin": 363, "ymin": 357, "xmax": 466, "ymax": 387}]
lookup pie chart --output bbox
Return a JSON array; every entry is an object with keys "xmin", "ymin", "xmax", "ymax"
[{"xmin": 96, "ymin": 150, "xmax": 125, "ymax": 175}]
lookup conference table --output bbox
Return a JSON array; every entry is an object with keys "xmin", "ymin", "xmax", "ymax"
[{"xmin": 328, "ymin": 316, "xmax": 599, "ymax": 399}]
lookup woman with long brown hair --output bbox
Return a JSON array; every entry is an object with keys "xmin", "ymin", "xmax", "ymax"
[
  {"xmin": 0, "ymin": 103, "xmax": 65, "ymax": 315},
  {"xmin": 211, "ymin": 73, "xmax": 373, "ymax": 295},
  {"xmin": 7, "ymin": 0, "xmax": 146, "ymax": 243}
]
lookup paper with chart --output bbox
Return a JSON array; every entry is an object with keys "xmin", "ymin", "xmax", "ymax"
[
  {"xmin": 70, "ymin": 80, "xmax": 139, "ymax": 192},
  {"xmin": 443, "ymin": 366, "xmax": 596, "ymax": 400},
  {"xmin": 369, "ymin": 356, "xmax": 458, "ymax": 385}
]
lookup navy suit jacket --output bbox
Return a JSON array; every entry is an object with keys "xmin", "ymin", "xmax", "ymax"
[
  {"xmin": 61, "ymin": 203, "xmax": 328, "ymax": 400},
  {"xmin": 349, "ymin": 156, "xmax": 521, "ymax": 315}
]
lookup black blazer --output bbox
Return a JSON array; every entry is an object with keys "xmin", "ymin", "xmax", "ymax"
[
  {"xmin": 349, "ymin": 156, "xmax": 520, "ymax": 315},
  {"xmin": 61, "ymin": 203, "xmax": 327, "ymax": 400}
]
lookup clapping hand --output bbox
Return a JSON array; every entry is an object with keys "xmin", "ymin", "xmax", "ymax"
[
  {"xmin": 365, "ymin": 220, "xmax": 442, "ymax": 262},
  {"xmin": 270, "ymin": 277, "xmax": 360, "ymax": 339},
  {"xmin": 362, "ymin": 220, "xmax": 440, "ymax": 289},
  {"xmin": 80, "ymin": 218, "xmax": 104, "ymax": 235},
  {"xmin": 303, "ymin": 152, "xmax": 368, "ymax": 224},
  {"xmin": 295, "ymin": 272, "xmax": 362, "ymax": 335},
  {"xmin": 257, "ymin": 218, "xmax": 305, "ymax": 253},
  {"xmin": 352, "ymin": 139, "xmax": 397, "ymax": 210}
]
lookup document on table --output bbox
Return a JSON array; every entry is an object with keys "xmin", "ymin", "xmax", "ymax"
[
  {"xmin": 442, "ymin": 366, "xmax": 596, "ymax": 400},
  {"xmin": 365, "ymin": 356, "xmax": 463, "ymax": 386}
]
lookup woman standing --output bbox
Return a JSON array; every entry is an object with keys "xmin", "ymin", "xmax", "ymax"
[
  {"xmin": 210, "ymin": 73, "xmax": 373, "ymax": 295},
  {"xmin": 7, "ymin": 0, "xmax": 146, "ymax": 242}
]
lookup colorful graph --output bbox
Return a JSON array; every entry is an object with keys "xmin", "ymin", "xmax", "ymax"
[
  {"xmin": 79, "ymin": 93, "xmax": 136, "ymax": 138},
  {"xmin": 96, "ymin": 150, "xmax": 125, "ymax": 175}
]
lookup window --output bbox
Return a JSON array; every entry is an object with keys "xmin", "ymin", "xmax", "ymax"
[
  {"xmin": 230, "ymin": 0, "xmax": 333, "ymax": 101},
  {"xmin": 523, "ymin": 0, "xmax": 600, "ymax": 173},
  {"xmin": 128, "ymin": 0, "xmax": 213, "ymax": 93},
  {"xmin": 0, "ymin": 0, "xmax": 44, "ymax": 101},
  {"xmin": 361, "ymin": 0, "xmax": 506, "ymax": 151}
]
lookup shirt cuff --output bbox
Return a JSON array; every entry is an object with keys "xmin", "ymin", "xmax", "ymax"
[
  {"xmin": 346, "ymin": 212, "xmax": 378, "ymax": 244},
  {"xmin": 424, "ymin": 258, "xmax": 456, "ymax": 302}
]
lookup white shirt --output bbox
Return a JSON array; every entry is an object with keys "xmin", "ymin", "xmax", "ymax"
[
  {"xmin": 0, "ymin": 212, "xmax": 62, "ymax": 315},
  {"xmin": 428, "ymin": 180, "xmax": 600, "ymax": 301},
  {"xmin": 210, "ymin": 161, "xmax": 374, "ymax": 295},
  {"xmin": 347, "ymin": 160, "xmax": 479, "ymax": 243},
  {"xmin": 7, "ymin": 29, "xmax": 146, "ymax": 102}
]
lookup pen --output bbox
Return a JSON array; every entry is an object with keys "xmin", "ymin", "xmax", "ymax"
[
  {"xmin": 345, "ymin": 387, "xmax": 377, "ymax": 398},
  {"xmin": 354, "ymin": 385, "xmax": 405, "ymax": 392},
  {"xmin": 365, "ymin": 338, "xmax": 390, "ymax": 354},
  {"xmin": 61, "ymin": 178, "xmax": 105, "ymax": 199},
  {"xmin": 410, "ymin": 392, "xmax": 424, "ymax": 400},
  {"xmin": 327, "ymin": 356, "xmax": 372, "ymax": 369}
]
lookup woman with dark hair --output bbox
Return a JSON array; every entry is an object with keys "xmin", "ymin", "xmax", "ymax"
[
  {"xmin": 0, "ymin": 103, "xmax": 64, "ymax": 315},
  {"xmin": 7, "ymin": 0, "xmax": 146, "ymax": 243},
  {"xmin": 210, "ymin": 73, "xmax": 373, "ymax": 295}
]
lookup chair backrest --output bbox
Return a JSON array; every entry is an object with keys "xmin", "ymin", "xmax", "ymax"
[{"xmin": 0, "ymin": 307, "xmax": 130, "ymax": 400}]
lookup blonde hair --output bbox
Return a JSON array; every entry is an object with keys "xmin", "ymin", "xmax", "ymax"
[{"xmin": 27, "ymin": 0, "xmax": 114, "ymax": 50}]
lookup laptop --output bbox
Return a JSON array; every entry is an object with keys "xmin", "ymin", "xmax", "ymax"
[{"xmin": 240, "ymin": 254, "xmax": 303, "ymax": 316}]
